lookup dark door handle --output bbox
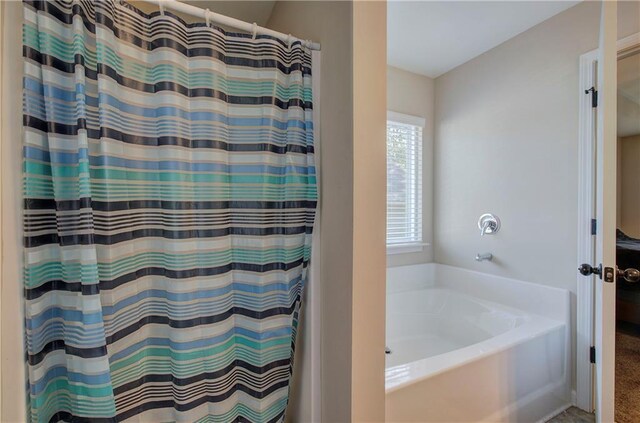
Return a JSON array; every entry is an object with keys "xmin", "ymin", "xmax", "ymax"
[
  {"xmin": 579, "ymin": 263, "xmax": 602, "ymax": 277},
  {"xmin": 618, "ymin": 268, "xmax": 640, "ymax": 283}
]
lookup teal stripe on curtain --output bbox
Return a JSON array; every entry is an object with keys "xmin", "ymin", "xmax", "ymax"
[{"xmin": 21, "ymin": 0, "xmax": 317, "ymax": 421}]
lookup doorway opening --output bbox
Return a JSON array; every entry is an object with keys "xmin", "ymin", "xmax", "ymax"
[
  {"xmin": 576, "ymin": 32, "xmax": 640, "ymax": 420},
  {"xmin": 614, "ymin": 41, "xmax": 640, "ymax": 423}
]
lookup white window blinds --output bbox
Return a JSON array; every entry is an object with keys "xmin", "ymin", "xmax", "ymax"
[{"xmin": 386, "ymin": 112, "xmax": 424, "ymax": 250}]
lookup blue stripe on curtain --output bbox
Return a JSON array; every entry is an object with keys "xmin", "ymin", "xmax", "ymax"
[{"xmin": 22, "ymin": 0, "xmax": 317, "ymax": 421}]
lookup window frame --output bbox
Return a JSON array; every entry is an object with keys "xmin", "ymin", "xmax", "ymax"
[{"xmin": 386, "ymin": 111, "xmax": 426, "ymax": 255}]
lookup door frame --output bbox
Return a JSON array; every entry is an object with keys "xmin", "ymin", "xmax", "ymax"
[{"xmin": 576, "ymin": 31, "xmax": 640, "ymax": 413}]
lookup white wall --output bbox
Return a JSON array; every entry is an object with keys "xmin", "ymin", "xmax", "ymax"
[
  {"xmin": 351, "ymin": 2, "xmax": 387, "ymax": 420},
  {"xmin": 434, "ymin": 0, "xmax": 639, "ymax": 290},
  {"xmin": 1, "ymin": 2, "xmax": 26, "ymax": 421},
  {"xmin": 618, "ymin": 135, "xmax": 640, "ymax": 237},
  {"xmin": 433, "ymin": 0, "xmax": 640, "ymax": 392},
  {"xmin": 387, "ymin": 66, "xmax": 435, "ymax": 267},
  {"xmin": 269, "ymin": 2, "xmax": 387, "ymax": 421},
  {"xmin": 0, "ymin": 1, "xmax": 4, "ymax": 415},
  {"xmin": 267, "ymin": 3, "xmax": 356, "ymax": 422}
]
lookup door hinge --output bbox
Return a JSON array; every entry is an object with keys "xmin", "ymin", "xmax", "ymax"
[
  {"xmin": 590, "ymin": 346, "xmax": 596, "ymax": 363},
  {"xmin": 591, "ymin": 219, "xmax": 597, "ymax": 235},
  {"xmin": 585, "ymin": 87, "xmax": 598, "ymax": 108}
]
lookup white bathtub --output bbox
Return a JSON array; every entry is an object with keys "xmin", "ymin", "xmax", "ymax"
[{"xmin": 386, "ymin": 264, "xmax": 571, "ymax": 423}]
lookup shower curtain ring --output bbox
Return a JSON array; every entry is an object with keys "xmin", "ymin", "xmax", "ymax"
[
  {"xmin": 205, "ymin": 9, "xmax": 210, "ymax": 27},
  {"xmin": 251, "ymin": 22, "xmax": 258, "ymax": 40}
]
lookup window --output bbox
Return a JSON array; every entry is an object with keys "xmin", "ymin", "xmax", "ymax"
[{"xmin": 386, "ymin": 112, "xmax": 424, "ymax": 253}]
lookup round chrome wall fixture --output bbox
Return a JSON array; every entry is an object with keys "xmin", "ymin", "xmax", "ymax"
[{"xmin": 478, "ymin": 214, "xmax": 500, "ymax": 236}]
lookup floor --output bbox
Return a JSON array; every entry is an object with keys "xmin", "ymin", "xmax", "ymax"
[
  {"xmin": 615, "ymin": 330, "xmax": 640, "ymax": 423},
  {"xmin": 546, "ymin": 407, "xmax": 594, "ymax": 423},
  {"xmin": 546, "ymin": 330, "xmax": 640, "ymax": 423}
]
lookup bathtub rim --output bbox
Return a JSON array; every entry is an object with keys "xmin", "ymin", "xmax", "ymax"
[
  {"xmin": 385, "ymin": 263, "xmax": 571, "ymax": 394},
  {"xmin": 385, "ymin": 315, "xmax": 566, "ymax": 393},
  {"xmin": 388, "ymin": 263, "xmax": 570, "ymax": 321}
]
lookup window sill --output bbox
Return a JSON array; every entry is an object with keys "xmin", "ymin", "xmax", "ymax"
[{"xmin": 386, "ymin": 243, "xmax": 429, "ymax": 255}]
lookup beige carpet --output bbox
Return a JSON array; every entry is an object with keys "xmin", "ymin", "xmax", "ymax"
[{"xmin": 616, "ymin": 331, "xmax": 640, "ymax": 423}]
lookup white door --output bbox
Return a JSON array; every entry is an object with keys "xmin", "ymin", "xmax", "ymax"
[{"xmin": 593, "ymin": 1, "xmax": 617, "ymax": 421}]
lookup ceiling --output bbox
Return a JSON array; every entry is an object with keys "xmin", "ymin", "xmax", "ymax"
[
  {"xmin": 388, "ymin": 1, "xmax": 581, "ymax": 78},
  {"xmin": 618, "ymin": 52, "xmax": 640, "ymax": 138}
]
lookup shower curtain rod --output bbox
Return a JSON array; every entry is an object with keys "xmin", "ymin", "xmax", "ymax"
[{"xmin": 141, "ymin": 0, "xmax": 321, "ymax": 50}]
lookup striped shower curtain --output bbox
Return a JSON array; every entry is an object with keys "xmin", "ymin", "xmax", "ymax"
[{"xmin": 22, "ymin": 1, "xmax": 316, "ymax": 421}]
